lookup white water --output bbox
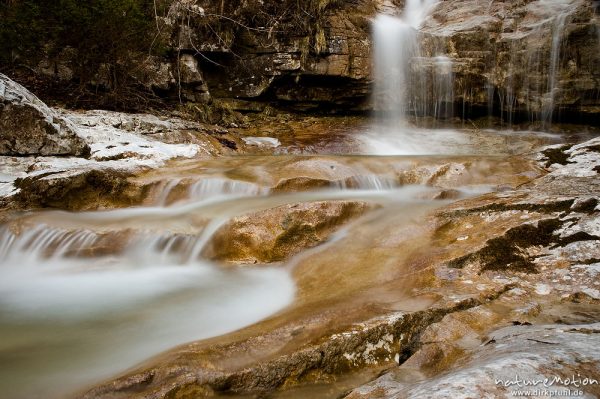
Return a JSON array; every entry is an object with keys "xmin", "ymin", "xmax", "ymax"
[
  {"xmin": 154, "ymin": 177, "xmax": 268, "ymax": 206},
  {"xmin": 366, "ymin": 0, "xmax": 469, "ymax": 155},
  {"xmin": 0, "ymin": 243, "xmax": 294, "ymax": 398},
  {"xmin": 189, "ymin": 177, "xmax": 268, "ymax": 200},
  {"xmin": 541, "ymin": 10, "xmax": 569, "ymax": 125},
  {"xmin": 367, "ymin": 0, "xmax": 579, "ymax": 154},
  {"xmin": 0, "ymin": 190, "xmax": 297, "ymax": 399},
  {"xmin": 372, "ymin": 0, "xmax": 439, "ymax": 120},
  {"xmin": 0, "ymin": 177, "xmax": 448, "ymax": 398}
]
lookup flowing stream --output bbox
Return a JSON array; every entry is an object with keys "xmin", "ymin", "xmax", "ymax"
[
  {"xmin": 0, "ymin": 138, "xmax": 565, "ymax": 398},
  {"xmin": 0, "ymin": 1, "xmax": 585, "ymax": 398}
]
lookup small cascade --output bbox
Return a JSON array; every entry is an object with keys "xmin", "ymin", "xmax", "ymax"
[
  {"xmin": 0, "ymin": 223, "xmax": 231, "ymax": 266},
  {"xmin": 125, "ymin": 230, "xmax": 215, "ymax": 264},
  {"xmin": 154, "ymin": 178, "xmax": 182, "ymax": 206},
  {"xmin": 152, "ymin": 177, "xmax": 268, "ymax": 206},
  {"xmin": 188, "ymin": 178, "xmax": 268, "ymax": 199},
  {"xmin": 0, "ymin": 226, "xmax": 99, "ymax": 261},
  {"xmin": 338, "ymin": 175, "xmax": 399, "ymax": 190},
  {"xmin": 541, "ymin": 11, "xmax": 569, "ymax": 124}
]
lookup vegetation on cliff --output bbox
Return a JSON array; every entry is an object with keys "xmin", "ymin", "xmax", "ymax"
[{"xmin": 0, "ymin": 0, "xmax": 167, "ymax": 108}]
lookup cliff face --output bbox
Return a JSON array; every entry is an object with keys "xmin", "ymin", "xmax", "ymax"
[
  {"xmin": 150, "ymin": 0, "xmax": 600, "ymax": 122},
  {"xmin": 421, "ymin": 0, "xmax": 600, "ymax": 124},
  {"xmin": 154, "ymin": 0, "xmax": 379, "ymax": 112},
  {"xmin": 19, "ymin": 0, "xmax": 600, "ymax": 123}
]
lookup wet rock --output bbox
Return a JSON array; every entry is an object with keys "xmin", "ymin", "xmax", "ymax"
[
  {"xmin": 79, "ymin": 290, "xmax": 507, "ymax": 399},
  {"xmin": 0, "ymin": 74, "xmax": 90, "ymax": 157},
  {"xmin": 78, "ymin": 137, "xmax": 600, "ymax": 398},
  {"xmin": 13, "ymin": 168, "xmax": 146, "ymax": 210},
  {"xmin": 0, "ymin": 108, "xmax": 236, "ymax": 209},
  {"xmin": 340, "ymin": 136, "xmax": 600, "ymax": 398},
  {"xmin": 204, "ymin": 201, "xmax": 373, "ymax": 263},
  {"xmin": 421, "ymin": 0, "xmax": 600, "ymax": 123},
  {"xmin": 272, "ymin": 176, "xmax": 334, "ymax": 192},
  {"xmin": 345, "ymin": 323, "xmax": 600, "ymax": 398}
]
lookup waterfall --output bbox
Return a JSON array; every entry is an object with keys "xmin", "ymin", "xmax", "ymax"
[
  {"xmin": 366, "ymin": 0, "xmax": 467, "ymax": 155},
  {"xmin": 498, "ymin": 0, "xmax": 574, "ymax": 126},
  {"xmin": 372, "ymin": 0, "xmax": 457, "ymax": 127},
  {"xmin": 373, "ymin": 13, "xmax": 417, "ymax": 121},
  {"xmin": 541, "ymin": 11, "xmax": 569, "ymax": 125}
]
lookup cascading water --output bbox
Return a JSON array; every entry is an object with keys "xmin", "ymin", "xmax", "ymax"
[
  {"xmin": 541, "ymin": 10, "xmax": 569, "ymax": 125},
  {"xmin": 0, "ymin": 126, "xmax": 567, "ymax": 398},
  {"xmin": 153, "ymin": 177, "xmax": 268, "ymax": 206},
  {"xmin": 372, "ymin": 0, "xmax": 439, "ymax": 124},
  {"xmin": 364, "ymin": 0, "xmax": 470, "ymax": 155},
  {"xmin": 491, "ymin": 0, "xmax": 575, "ymax": 126}
]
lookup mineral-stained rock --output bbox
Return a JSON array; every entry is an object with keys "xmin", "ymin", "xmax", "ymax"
[
  {"xmin": 420, "ymin": 0, "xmax": 600, "ymax": 123},
  {"xmin": 77, "ymin": 137, "xmax": 600, "ymax": 399},
  {"xmin": 0, "ymin": 74, "xmax": 90, "ymax": 157},
  {"xmin": 204, "ymin": 200, "xmax": 373, "ymax": 263},
  {"xmin": 345, "ymin": 323, "xmax": 600, "ymax": 399}
]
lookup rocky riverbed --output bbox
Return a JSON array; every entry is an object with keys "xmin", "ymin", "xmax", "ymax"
[
  {"xmin": 2, "ymin": 74, "xmax": 598, "ymax": 399},
  {"xmin": 1, "ymin": 0, "xmax": 599, "ymax": 397},
  {"xmin": 56, "ymin": 133, "xmax": 596, "ymax": 399}
]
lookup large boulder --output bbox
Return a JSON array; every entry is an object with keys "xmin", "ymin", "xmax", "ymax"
[{"xmin": 0, "ymin": 74, "xmax": 90, "ymax": 157}]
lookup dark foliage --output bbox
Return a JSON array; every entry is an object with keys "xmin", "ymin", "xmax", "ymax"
[{"xmin": 0, "ymin": 0, "xmax": 167, "ymax": 110}]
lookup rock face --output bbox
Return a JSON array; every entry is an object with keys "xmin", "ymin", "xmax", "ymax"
[
  {"xmin": 5, "ymin": 0, "xmax": 599, "ymax": 121},
  {"xmin": 154, "ymin": 0, "xmax": 600, "ymax": 121},
  {"xmin": 420, "ymin": 0, "xmax": 600, "ymax": 123},
  {"xmin": 204, "ymin": 200, "xmax": 373, "ymax": 263},
  {"xmin": 159, "ymin": 0, "xmax": 377, "ymax": 112},
  {"xmin": 0, "ymin": 73, "xmax": 90, "ymax": 156}
]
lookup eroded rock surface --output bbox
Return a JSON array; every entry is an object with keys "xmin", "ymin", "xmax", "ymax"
[
  {"xmin": 344, "ymin": 137, "xmax": 600, "ymax": 398},
  {"xmin": 0, "ymin": 73, "xmax": 89, "ymax": 156},
  {"xmin": 0, "ymin": 109, "xmax": 245, "ymax": 209},
  {"xmin": 78, "ymin": 136, "xmax": 600, "ymax": 399},
  {"xmin": 346, "ymin": 323, "xmax": 600, "ymax": 399},
  {"xmin": 205, "ymin": 201, "xmax": 373, "ymax": 264}
]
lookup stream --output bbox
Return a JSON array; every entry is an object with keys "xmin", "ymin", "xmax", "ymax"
[
  {"xmin": 0, "ymin": 123, "xmax": 571, "ymax": 399},
  {"xmin": 1, "ymin": 0, "xmax": 594, "ymax": 396}
]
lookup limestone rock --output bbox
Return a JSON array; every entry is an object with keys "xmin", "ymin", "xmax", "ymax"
[
  {"xmin": 204, "ymin": 200, "xmax": 373, "ymax": 263},
  {"xmin": 420, "ymin": 0, "xmax": 600, "ymax": 122},
  {"xmin": 0, "ymin": 74, "xmax": 90, "ymax": 157},
  {"xmin": 178, "ymin": 54, "xmax": 210, "ymax": 102},
  {"xmin": 345, "ymin": 323, "xmax": 600, "ymax": 399}
]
